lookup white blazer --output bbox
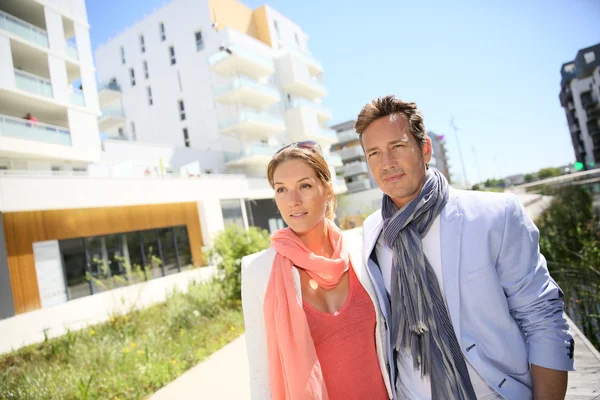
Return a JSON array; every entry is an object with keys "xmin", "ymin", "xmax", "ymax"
[{"xmin": 241, "ymin": 244, "xmax": 394, "ymax": 400}]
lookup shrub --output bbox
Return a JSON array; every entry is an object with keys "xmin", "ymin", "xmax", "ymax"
[{"xmin": 206, "ymin": 225, "xmax": 270, "ymax": 301}]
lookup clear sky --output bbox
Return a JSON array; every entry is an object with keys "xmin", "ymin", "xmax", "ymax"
[{"xmin": 86, "ymin": 0, "xmax": 600, "ymax": 184}]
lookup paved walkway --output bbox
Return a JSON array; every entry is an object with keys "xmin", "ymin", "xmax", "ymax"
[{"xmin": 150, "ymin": 317, "xmax": 599, "ymax": 400}]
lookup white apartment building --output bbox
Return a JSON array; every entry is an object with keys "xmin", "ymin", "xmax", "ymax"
[
  {"xmin": 559, "ymin": 43, "xmax": 600, "ymax": 168},
  {"xmin": 0, "ymin": 0, "xmax": 100, "ymax": 169},
  {"xmin": 0, "ymin": 0, "xmax": 345, "ymax": 322},
  {"xmin": 94, "ymin": 0, "xmax": 342, "ymax": 179}
]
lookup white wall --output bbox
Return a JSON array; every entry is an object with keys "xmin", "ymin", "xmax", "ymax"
[
  {"xmin": 0, "ymin": 36, "xmax": 16, "ymax": 90},
  {"xmin": 67, "ymin": 108, "xmax": 101, "ymax": 159},
  {"xmin": 48, "ymin": 55, "xmax": 69, "ymax": 103},
  {"xmin": 198, "ymin": 198, "xmax": 225, "ymax": 246},
  {"xmin": 44, "ymin": 7, "xmax": 67, "ymax": 57},
  {"xmin": 263, "ymin": 6, "xmax": 308, "ymax": 52},
  {"xmin": 0, "ymin": 174, "xmax": 251, "ymax": 212}
]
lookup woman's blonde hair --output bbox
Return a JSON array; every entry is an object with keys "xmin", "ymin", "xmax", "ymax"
[{"xmin": 267, "ymin": 146, "xmax": 337, "ymax": 220}]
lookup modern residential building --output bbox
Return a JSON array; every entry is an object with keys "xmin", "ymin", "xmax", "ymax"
[
  {"xmin": 331, "ymin": 120, "xmax": 377, "ymax": 193},
  {"xmin": 559, "ymin": 43, "xmax": 600, "ymax": 168},
  {"xmin": 429, "ymin": 131, "xmax": 451, "ymax": 182},
  {"xmin": 94, "ymin": 0, "xmax": 340, "ymax": 178},
  {"xmin": 0, "ymin": 0, "xmax": 344, "ymax": 321}
]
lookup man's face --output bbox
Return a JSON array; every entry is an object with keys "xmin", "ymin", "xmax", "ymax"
[{"xmin": 361, "ymin": 115, "xmax": 432, "ymax": 209}]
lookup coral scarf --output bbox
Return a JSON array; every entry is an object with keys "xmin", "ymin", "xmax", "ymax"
[{"xmin": 264, "ymin": 219, "xmax": 350, "ymax": 400}]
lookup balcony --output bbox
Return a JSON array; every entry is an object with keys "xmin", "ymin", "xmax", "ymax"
[
  {"xmin": 346, "ymin": 177, "xmax": 372, "ymax": 193},
  {"xmin": 97, "ymin": 80, "xmax": 121, "ymax": 105},
  {"xmin": 225, "ymin": 143, "xmax": 279, "ymax": 167},
  {"xmin": 213, "ymin": 77, "xmax": 280, "ymax": 109},
  {"xmin": 0, "ymin": 113, "xmax": 71, "ymax": 146},
  {"xmin": 0, "ymin": 10, "xmax": 48, "ymax": 48},
  {"xmin": 337, "ymin": 129, "xmax": 359, "ymax": 144},
  {"xmin": 338, "ymin": 145, "xmax": 364, "ymax": 162},
  {"xmin": 70, "ymin": 87, "xmax": 84, "ymax": 106},
  {"xmin": 14, "ymin": 69, "xmax": 53, "ymax": 98},
  {"xmin": 66, "ymin": 41, "xmax": 78, "ymax": 61},
  {"xmin": 282, "ymin": 76, "xmax": 327, "ymax": 101},
  {"xmin": 218, "ymin": 108, "xmax": 285, "ymax": 140},
  {"xmin": 344, "ymin": 161, "xmax": 369, "ymax": 177},
  {"xmin": 287, "ymin": 48, "xmax": 324, "ymax": 76},
  {"xmin": 290, "ymin": 98, "xmax": 332, "ymax": 122},
  {"xmin": 325, "ymin": 153, "xmax": 343, "ymax": 167},
  {"xmin": 98, "ymin": 106, "xmax": 125, "ymax": 130},
  {"xmin": 209, "ymin": 45, "xmax": 275, "ymax": 80}
]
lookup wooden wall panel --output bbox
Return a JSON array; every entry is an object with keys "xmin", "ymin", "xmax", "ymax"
[{"xmin": 3, "ymin": 202, "xmax": 204, "ymax": 315}]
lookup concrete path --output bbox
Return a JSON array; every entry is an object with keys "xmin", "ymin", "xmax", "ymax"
[{"xmin": 150, "ymin": 335, "xmax": 250, "ymax": 400}]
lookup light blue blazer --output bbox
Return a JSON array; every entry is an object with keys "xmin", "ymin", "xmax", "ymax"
[{"xmin": 362, "ymin": 188, "xmax": 575, "ymax": 400}]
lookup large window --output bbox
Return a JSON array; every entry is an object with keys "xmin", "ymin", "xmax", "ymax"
[
  {"xmin": 169, "ymin": 46, "xmax": 176, "ymax": 65},
  {"xmin": 195, "ymin": 31, "xmax": 204, "ymax": 51},
  {"xmin": 58, "ymin": 225, "xmax": 193, "ymax": 301},
  {"xmin": 120, "ymin": 46, "xmax": 126, "ymax": 64},
  {"xmin": 140, "ymin": 35, "xmax": 145, "ymax": 53},
  {"xmin": 183, "ymin": 127, "xmax": 190, "ymax": 147},
  {"xmin": 147, "ymin": 86, "xmax": 153, "ymax": 106},
  {"xmin": 221, "ymin": 199, "xmax": 245, "ymax": 229},
  {"xmin": 143, "ymin": 60, "xmax": 149, "ymax": 79},
  {"xmin": 178, "ymin": 99, "xmax": 186, "ymax": 120},
  {"xmin": 160, "ymin": 22, "xmax": 166, "ymax": 41},
  {"xmin": 130, "ymin": 68, "xmax": 136, "ymax": 87}
]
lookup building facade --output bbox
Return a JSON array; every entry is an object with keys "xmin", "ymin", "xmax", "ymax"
[
  {"xmin": 94, "ymin": 0, "xmax": 341, "ymax": 179},
  {"xmin": 0, "ymin": 0, "xmax": 344, "ymax": 320},
  {"xmin": 559, "ymin": 43, "xmax": 600, "ymax": 168},
  {"xmin": 331, "ymin": 120, "xmax": 377, "ymax": 193}
]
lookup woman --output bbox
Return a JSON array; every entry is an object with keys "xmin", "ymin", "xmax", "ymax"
[{"xmin": 241, "ymin": 141, "xmax": 393, "ymax": 400}]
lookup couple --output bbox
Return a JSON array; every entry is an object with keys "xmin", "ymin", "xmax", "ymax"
[{"xmin": 241, "ymin": 96, "xmax": 575, "ymax": 400}]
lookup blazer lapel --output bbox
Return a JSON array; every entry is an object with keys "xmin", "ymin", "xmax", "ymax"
[{"xmin": 440, "ymin": 189, "xmax": 463, "ymax": 341}]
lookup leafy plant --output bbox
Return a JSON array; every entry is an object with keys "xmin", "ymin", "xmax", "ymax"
[{"xmin": 205, "ymin": 225, "xmax": 270, "ymax": 301}]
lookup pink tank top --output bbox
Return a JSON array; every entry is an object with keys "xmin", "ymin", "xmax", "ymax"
[{"xmin": 304, "ymin": 267, "xmax": 388, "ymax": 400}]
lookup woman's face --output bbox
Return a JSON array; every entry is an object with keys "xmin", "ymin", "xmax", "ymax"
[{"xmin": 272, "ymin": 159, "xmax": 329, "ymax": 235}]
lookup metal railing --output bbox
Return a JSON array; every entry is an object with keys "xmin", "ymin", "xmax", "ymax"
[
  {"xmin": 339, "ymin": 145, "xmax": 364, "ymax": 161},
  {"xmin": 14, "ymin": 69, "xmax": 53, "ymax": 98},
  {"xmin": 346, "ymin": 178, "xmax": 372, "ymax": 193},
  {"xmin": 213, "ymin": 76, "xmax": 279, "ymax": 99},
  {"xmin": 98, "ymin": 80, "xmax": 121, "ymax": 92},
  {"xmin": 0, "ymin": 10, "xmax": 49, "ymax": 48},
  {"xmin": 344, "ymin": 161, "xmax": 369, "ymax": 177},
  {"xmin": 337, "ymin": 129, "xmax": 358, "ymax": 144},
  {"xmin": 70, "ymin": 87, "xmax": 85, "ymax": 106},
  {"xmin": 0, "ymin": 114, "xmax": 71, "ymax": 146}
]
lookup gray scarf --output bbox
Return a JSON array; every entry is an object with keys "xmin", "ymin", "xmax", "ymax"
[{"xmin": 381, "ymin": 168, "xmax": 476, "ymax": 400}]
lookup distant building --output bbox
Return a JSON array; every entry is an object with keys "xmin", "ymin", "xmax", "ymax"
[
  {"xmin": 428, "ymin": 131, "xmax": 451, "ymax": 183},
  {"xmin": 559, "ymin": 43, "xmax": 600, "ymax": 168}
]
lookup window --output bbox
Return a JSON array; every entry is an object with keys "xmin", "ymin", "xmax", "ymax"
[
  {"xmin": 147, "ymin": 87, "xmax": 153, "ymax": 106},
  {"xmin": 160, "ymin": 22, "xmax": 166, "ymax": 41},
  {"xmin": 169, "ymin": 46, "xmax": 176, "ymax": 65},
  {"xmin": 177, "ymin": 70, "xmax": 183, "ymax": 91},
  {"xmin": 140, "ymin": 35, "xmax": 145, "ymax": 53},
  {"xmin": 143, "ymin": 60, "xmax": 149, "ymax": 79},
  {"xmin": 584, "ymin": 51, "xmax": 596, "ymax": 64},
  {"xmin": 130, "ymin": 68, "xmax": 136, "ymax": 86},
  {"xmin": 183, "ymin": 127, "xmax": 190, "ymax": 147},
  {"xmin": 195, "ymin": 31, "xmax": 204, "ymax": 51},
  {"xmin": 178, "ymin": 99, "xmax": 185, "ymax": 120},
  {"xmin": 294, "ymin": 32, "xmax": 300, "ymax": 46},
  {"xmin": 118, "ymin": 127, "xmax": 124, "ymax": 136},
  {"xmin": 274, "ymin": 20, "xmax": 280, "ymax": 39},
  {"xmin": 131, "ymin": 121, "xmax": 137, "ymax": 141},
  {"xmin": 120, "ymin": 46, "xmax": 126, "ymax": 64}
]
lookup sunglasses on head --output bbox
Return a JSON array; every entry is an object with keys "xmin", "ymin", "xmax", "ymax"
[{"xmin": 274, "ymin": 140, "xmax": 322, "ymax": 156}]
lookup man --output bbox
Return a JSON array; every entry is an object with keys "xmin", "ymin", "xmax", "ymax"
[{"xmin": 357, "ymin": 95, "xmax": 574, "ymax": 400}]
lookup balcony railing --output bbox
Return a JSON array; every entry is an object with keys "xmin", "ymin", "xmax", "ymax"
[
  {"xmin": 287, "ymin": 48, "xmax": 323, "ymax": 74},
  {"xmin": 0, "ymin": 10, "xmax": 49, "ymax": 48},
  {"xmin": 0, "ymin": 114, "xmax": 71, "ymax": 146},
  {"xmin": 218, "ymin": 107, "xmax": 284, "ymax": 132},
  {"xmin": 100, "ymin": 106, "xmax": 125, "ymax": 118},
  {"xmin": 339, "ymin": 145, "xmax": 364, "ymax": 161},
  {"xmin": 213, "ymin": 76, "xmax": 279, "ymax": 99},
  {"xmin": 224, "ymin": 143, "xmax": 279, "ymax": 163},
  {"xmin": 70, "ymin": 87, "xmax": 85, "ymax": 106},
  {"xmin": 98, "ymin": 80, "xmax": 121, "ymax": 92},
  {"xmin": 14, "ymin": 69, "xmax": 53, "ymax": 98},
  {"xmin": 337, "ymin": 130, "xmax": 358, "ymax": 144},
  {"xmin": 289, "ymin": 98, "xmax": 331, "ymax": 116},
  {"xmin": 209, "ymin": 44, "xmax": 274, "ymax": 75},
  {"xmin": 66, "ymin": 41, "xmax": 78, "ymax": 60},
  {"xmin": 346, "ymin": 178, "xmax": 372, "ymax": 193},
  {"xmin": 344, "ymin": 161, "xmax": 369, "ymax": 177}
]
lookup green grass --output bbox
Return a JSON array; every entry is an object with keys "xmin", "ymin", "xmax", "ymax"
[{"xmin": 0, "ymin": 280, "xmax": 244, "ymax": 400}]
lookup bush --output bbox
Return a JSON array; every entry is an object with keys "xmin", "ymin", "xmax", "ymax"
[{"xmin": 206, "ymin": 225, "xmax": 270, "ymax": 301}]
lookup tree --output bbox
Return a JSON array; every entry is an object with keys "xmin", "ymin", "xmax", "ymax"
[
  {"xmin": 205, "ymin": 225, "xmax": 270, "ymax": 301},
  {"xmin": 537, "ymin": 167, "xmax": 562, "ymax": 180},
  {"xmin": 536, "ymin": 186, "xmax": 600, "ymax": 349},
  {"xmin": 524, "ymin": 174, "xmax": 534, "ymax": 183}
]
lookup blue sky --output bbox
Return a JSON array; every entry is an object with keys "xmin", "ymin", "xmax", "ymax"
[{"xmin": 86, "ymin": 0, "xmax": 600, "ymax": 184}]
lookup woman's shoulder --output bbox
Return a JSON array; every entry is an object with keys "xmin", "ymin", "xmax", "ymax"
[
  {"xmin": 242, "ymin": 247, "xmax": 276, "ymax": 270},
  {"xmin": 241, "ymin": 247, "xmax": 276, "ymax": 298}
]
